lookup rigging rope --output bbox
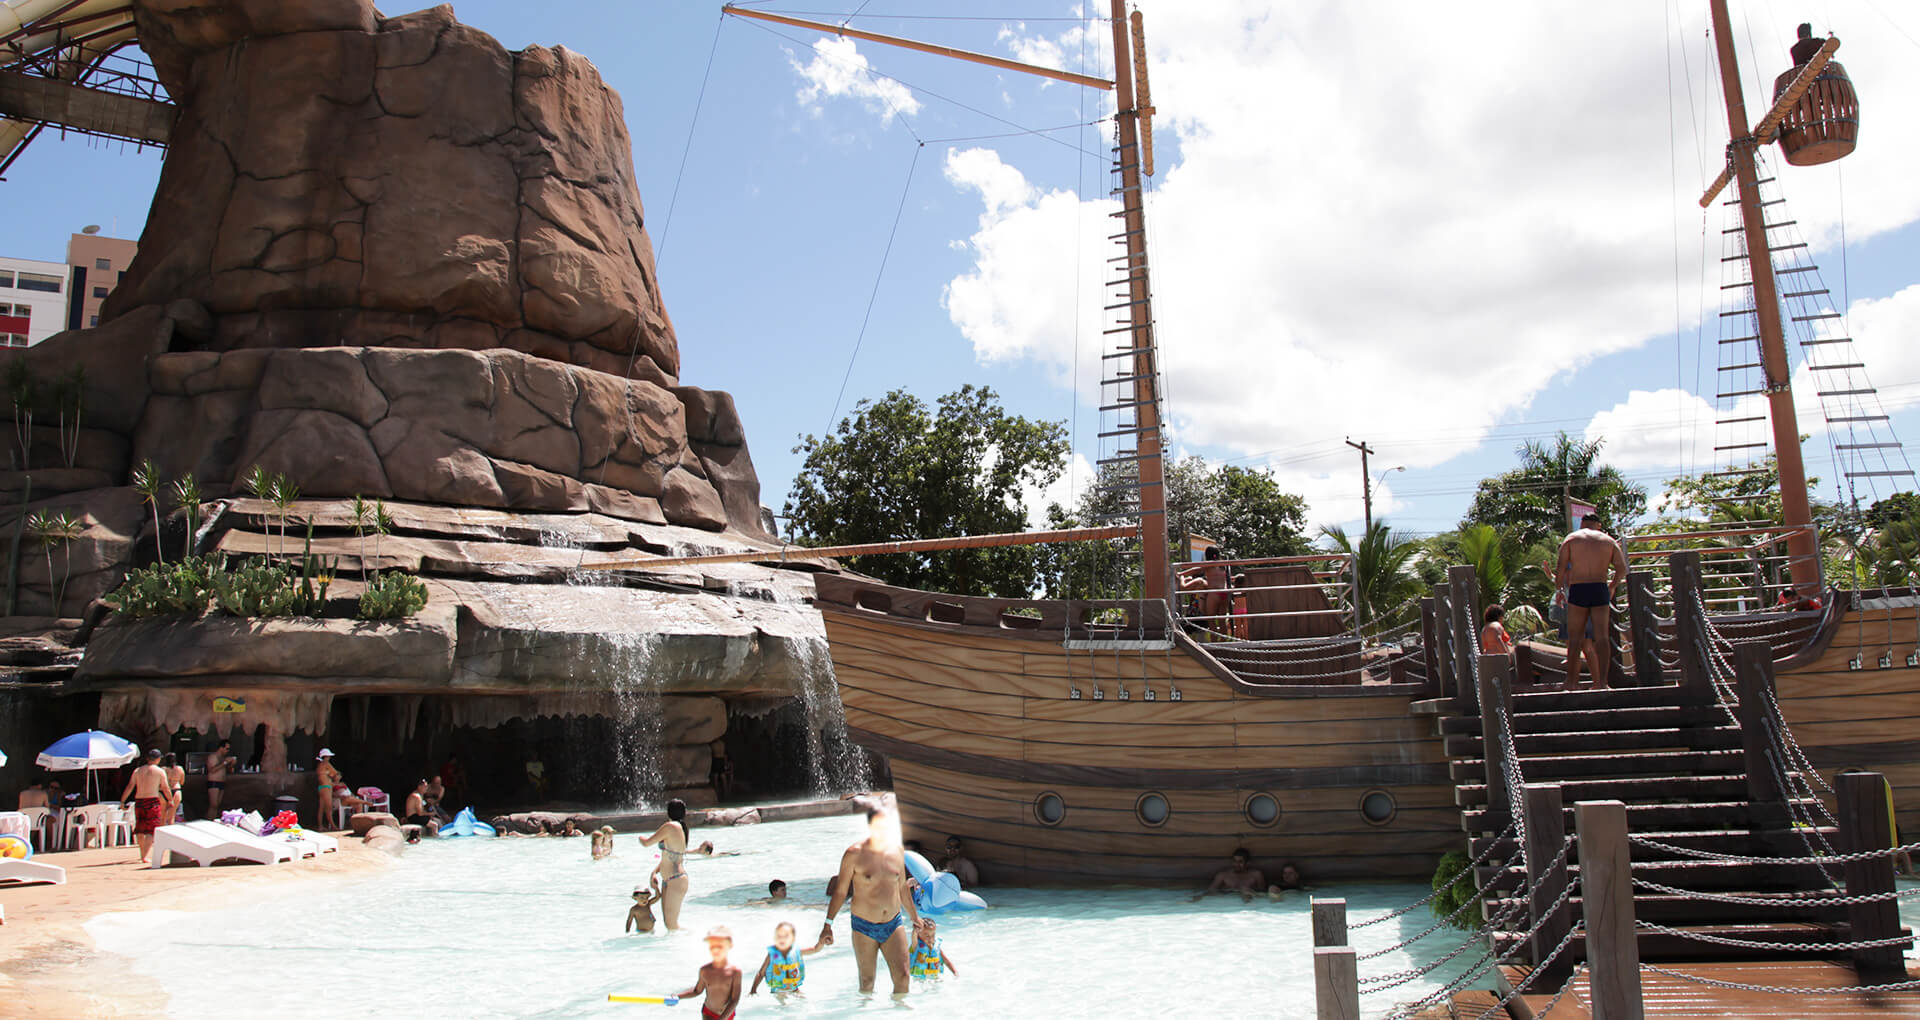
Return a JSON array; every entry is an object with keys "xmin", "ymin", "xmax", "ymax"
[{"xmin": 822, "ymin": 143, "xmax": 922, "ymax": 435}]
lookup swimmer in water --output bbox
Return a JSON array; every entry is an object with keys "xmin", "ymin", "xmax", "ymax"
[
  {"xmin": 626, "ymin": 880, "xmax": 662, "ymax": 933},
  {"xmin": 677, "ymin": 926, "xmax": 742, "ymax": 1020},
  {"xmin": 748, "ymin": 879, "xmax": 788, "ymax": 906},
  {"xmin": 592, "ymin": 825, "xmax": 615, "ymax": 860},
  {"xmin": 749, "ymin": 920, "xmax": 827, "ymax": 996}
]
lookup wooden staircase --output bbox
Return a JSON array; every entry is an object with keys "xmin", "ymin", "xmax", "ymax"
[{"xmin": 1438, "ymin": 682, "xmax": 1906, "ymax": 964}]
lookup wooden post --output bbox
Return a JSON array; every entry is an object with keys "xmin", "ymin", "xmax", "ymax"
[
  {"xmin": 1837, "ymin": 771, "xmax": 1906, "ymax": 980},
  {"xmin": 1524, "ymin": 783, "xmax": 1572, "ymax": 990},
  {"xmin": 1449, "ymin": 565, "xmax": 1479, "ymax": 713},
  {"xmin": 1313, "ymin": 945, "xmax": 1359, "ymax": 1020},
  {"xmin": 1514, "ymin": 643, "xmax": 1536, "ymax": 686},
  {"xmin": 1746, "ymin": 550, "xmax": 1768, "ymax": 610},
  {"xmin": 1431, "ymin": 584, "xmax": 1454, "ymax": 700},
  {"xmin": 1730, "ymin": 642, "xmax": 1784, "ymax": 806},
  {"xmin": 1669, "ymin": 551, "xmax": 1711, "ymax": 700},
  {"xmin": 1626, "ymin": 570, "xmax": 1663, "ymax": 687},
  {"xmin": 1419, "ymin": 596, "xmax": 1441, "ymax": 699},
  {"xmin": 1575, "ymin": 800, "xmax": 1644, "ymax": 1020},
  {"xmin": 1478, "ymin": 653, "xmax": 1516, "ymax": 830},
  {"xmin": 1387, "ymin": 654, "xmax": 1407, "ymax": 686},
  {"xmin": 1311, "ymin": 897, "xmax": 1347, "ymax": 947}
]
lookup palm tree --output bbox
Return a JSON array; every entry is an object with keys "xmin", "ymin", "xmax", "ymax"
[
  {"xmin": 171, "ymin": 474, "xmax": 202, "ymax": 560},
  {"xmin": 132, "ymin": 459, "xmax": 165, "ymax": 563},
  {"xmin": 28, "ymin": 508, "xmax": 85, "ymax": 614},
  {"xmin": 1467, "ymin": 432, "xmax": 1646, "ymax": 550},
  {"xmin": 269, "ymin": 474, "xmax": 301, "ymax": 560},
  {"xmin": 1322, "ymin": 520, "xmax": 1424, "ymax": 630},
  {"xmin": 1455, "ymin": 524, "xmax": 1556, "ymax": 619},
  {"xmin": 348, "ymin": 494, "xmax": 374, "ymax": 583}
]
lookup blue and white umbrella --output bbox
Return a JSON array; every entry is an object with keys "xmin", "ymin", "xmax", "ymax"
[
  {"xmin": 0, "ymin": 746, "xmax": 7, "ymax": 767},
  {"xmin": 37, "ymin": 730, "xmax": 139, "ymax": 800}
]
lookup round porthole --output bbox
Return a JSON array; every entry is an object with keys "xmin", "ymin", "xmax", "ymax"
[
  {"xmin": 1360, "ymin": 789, "xmax": 1397, "ymax": 826},
  {"xmin": 1136, "ymin": 791, "xmax": 1171, "ymax": 827},
  {"xmin": 1034, "ymin": 791, "xmax": 1066, "ymax": 826},
  {"xmin": 1244, "ymin": 792, "xmax": 1281, "ymax": 828}
]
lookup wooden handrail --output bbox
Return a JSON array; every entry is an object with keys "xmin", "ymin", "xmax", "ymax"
[{"xmin": 578, "ymin": 524, "xmax": 1135, "ymax": 572}]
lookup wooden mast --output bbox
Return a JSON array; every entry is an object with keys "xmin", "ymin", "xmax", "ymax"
[
  {"xmin": 1107, "ymin": 0, "xmax": 1169, "ymax": 604},
  {"xmin": 1706, "ymin": 0, "xmax": 1820, "ymax": 593}
]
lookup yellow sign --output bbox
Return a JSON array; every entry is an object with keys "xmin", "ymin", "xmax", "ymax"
[{"xmin": 213, "ymin": 697, "xmax": 247, "ymax": 713}]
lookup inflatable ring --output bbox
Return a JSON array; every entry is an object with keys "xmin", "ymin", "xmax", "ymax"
[{"xmin": 0, "ymin": 833, "xmax": 31, "ymax": 859}]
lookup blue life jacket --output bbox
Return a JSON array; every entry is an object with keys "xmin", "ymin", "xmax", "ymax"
[{"xmin": 764, "ymin": 944, "xmax": 804, "ymax": 991}]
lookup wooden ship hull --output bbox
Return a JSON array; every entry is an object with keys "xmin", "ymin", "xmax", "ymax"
[{"xmin": 815, "ymin": 574, "xmax": 1454, "ymax": 884}]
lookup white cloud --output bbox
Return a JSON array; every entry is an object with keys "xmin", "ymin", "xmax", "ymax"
[
  {"xmin": 1022, "ymin": 451, "xmax": 1096, "ymax": 529},
  {"xmin": 996, "ymin": 20, "xmax": 1100, "ymax": 80},
  {"xmin": 790, "ymin": 37, "xmax": 922, "ymax": 122},
  {"xmin": 936, "ymin": 3, "xmax": 1920, "ymax": 476}
]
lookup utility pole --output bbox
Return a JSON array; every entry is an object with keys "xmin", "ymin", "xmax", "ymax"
[{"xmin": 1347, "ymin": 438, "xmax": 1375, "ymax": 533}]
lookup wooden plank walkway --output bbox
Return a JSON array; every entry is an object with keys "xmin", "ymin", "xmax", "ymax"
[
  {"xmin": 1407, "ymin": 990, "xmax": 1515, "ymax": 1019},
  {"xmin": 1501, "ymin": 961, "xmax": 1920, "ymax": 1018}
]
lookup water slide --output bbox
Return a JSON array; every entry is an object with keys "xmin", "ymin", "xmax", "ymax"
[{"xmin": 0, "ymin": 1, "xmax": 140, "ymax": 171}]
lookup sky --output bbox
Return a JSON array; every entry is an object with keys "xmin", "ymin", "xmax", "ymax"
[{"xmin": 5, "ymin": 0, "xmax": 1920, "ymax": 542}]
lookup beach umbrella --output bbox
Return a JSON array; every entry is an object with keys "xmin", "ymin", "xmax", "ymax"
[
  {"xmin": 36, "ymin": 730, "xmax": 139, "ymax": 801},
  {"xmin": 0, "ymin": 746, "xmax": 7, "ymax": 767}
]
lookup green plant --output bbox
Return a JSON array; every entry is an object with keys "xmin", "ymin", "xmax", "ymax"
[
  {"xmin": 132, "ymin": 459, "xmax": 165, "ymax": 563},
  {"xmin": 270, "ymin": 474, "xmax": 300, "ymax": 558},
  {"xmin": 293, "ymin": 523, "xmax": 335, "ymax": 615},
  {"xmin": 5, "ymin": 358, "xmax": 34, "ymax": 472},
  {"xmin": 348, "ymin": 494, "xmax": 374, "ymax": 583},
  {"xmin": 211, "ymin": 558, "xmax": 304, "ymax": 617},
  {"xmin": 27, "ymin": 508, "xmax": 84, "ymax": 613},
  {"xmin": 358, "ymin": 569, "xmax": 427, "ymax": 620},
  {"xmin": 171, "ymin": 474, "xmax": 202, "ymax": 559},
  {"xmin": 104, "ymin": 554, "xmax": 220, "ymax": 618},
  {"xmin": 51, "ymin": 365, "xmax": 82, "ymax": 468},
  {"xmin": 1430, "ymin": 850, "xmax": 1482, "ymax": 931}
]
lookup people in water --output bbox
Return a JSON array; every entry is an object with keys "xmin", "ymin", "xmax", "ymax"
[
  {"xmin": 676, "ymin": 925, "xmax": 742, "ymax": 1020},
  {"xmin": 909, "ymin": 918, "xmax": 957, "ymax": 981},
  {"xmin": 558, "ymin": 818, "xmax": 582, "ymax": 838},
  {"xmin": 1266, "ymin": 862, "xmax": 1306, "ymax": 900},
  {"xmin": 749, "ymin": 920, "xmax": 828, "ymax": 997},
  {"xmin": 1555, "ymin": 514, "xmax": 1627, "ymax": 690},
  {"xmin": 626, "ymin": 881, "xmax": 661, "ymax": 933},
  {"xmin": 592, "ymin": 826, "xmax": 616, "ymax": 860},
  {"xmin": 937, "ymin": 835, "xmax": 980, "ymax": 887},
  {"xmin": 642, "ymin": 798, "xmax": 715, "ymax": 931},
  {"xmin": 748, "ymin": 879, "xmax": 789, "ymax": 906},
  {"xmin": 823, "ymin": 799, "xmax": 921, "ymax": 998},
  {"xmin": 1480, "ymin": 605, "xmax": 1514, "ymax": 656},
  {"xmin": 1197, "ymin": 847, "xmax": 1267, "ymax": 902}
]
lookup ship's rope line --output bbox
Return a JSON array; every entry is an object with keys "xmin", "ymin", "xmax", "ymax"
[
  {"xmin": 822, "ymin": 143, "xmax": 922, "ymax": 437},
  {"xmin": 758, "ymin": 10, "xmax": 1112, "ymax": 23}
]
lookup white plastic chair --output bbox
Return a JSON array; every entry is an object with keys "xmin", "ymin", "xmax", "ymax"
[
  {"xmin": 18, "ymin": 807, "xmax": 52, "ymax": 852},
  {"xmin": 102, "ymin": 807, "xmax": 134, "ymax": 847},
  {"xmin": 62, "ymin": 805, "xmax": 108, "ymax": 849}
]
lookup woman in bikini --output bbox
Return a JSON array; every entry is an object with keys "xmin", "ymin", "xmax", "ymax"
[
  {"xmin": 315, "ymin": 749, "xmax": 367, "ymax": 829},
  {"xmin": 161, "ymin": 752, "xmax": 187, "ymax": 822},
  {"xmin": 641, "ymin": 799, "xmax": 716, "ymax": 931}
]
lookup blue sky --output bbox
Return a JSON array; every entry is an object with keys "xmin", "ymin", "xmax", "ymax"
[{"xmin": 6, "ymin": 1, "xmax": 1919, "ymax": 541}]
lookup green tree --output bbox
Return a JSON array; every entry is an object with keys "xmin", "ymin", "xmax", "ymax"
[
  {"xmin": 1320, "ymin": 521, "xmax": 1423, "ymax": 629},
  {"xmin": 1464, "ymin": 433, "xmax": 1645, "ymax": 549},
  {"xmin": 1453, "ymin": 523, "xmax": 1556, "ymax": 620},
  {"xmin": 785, "ymin": 386, "xmax": 1068, "ymax": 598}
]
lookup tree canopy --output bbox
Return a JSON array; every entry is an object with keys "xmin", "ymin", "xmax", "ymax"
[
  {"xmin": 1464, "ymin": 433, "xmax": 1645, "ymax": 548},
  {"xmin": 784, "ymin": 385, "xmax": 1068, "ymax": 598}
]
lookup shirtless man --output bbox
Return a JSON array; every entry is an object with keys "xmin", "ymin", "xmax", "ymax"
[
  {"xmin": 1556, "ymin": 515, "xmax": 1629, "ymax": 690},
  {"xmin": 204, "ymin": 739, "xmax": 236, "ymax": 819},
  {"xmin": 402, "ymin": 779, "xmax": 439, "ymax": 837},
  {"xmin": 822, "ymin": 801, "xmax": 921, "ymax": 997},
  {"xmin": 1196, "ymin": 847, "xmax": 1266, "ymax": 902},
  {"xmin": 119, "ymin": 748, "xmax": 173, "ymax": 864},
  {"xmin": 938, "ymin": 835, "xmax": 980, "ymax": 887}
]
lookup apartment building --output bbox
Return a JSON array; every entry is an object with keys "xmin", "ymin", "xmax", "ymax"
[
  {"xmin": 0, "ymin": 230, "xmax": 138, "ymax": 347},
  {"xmin": 65, "ymin": 230, "xmax": 138, "ymax": 330}
]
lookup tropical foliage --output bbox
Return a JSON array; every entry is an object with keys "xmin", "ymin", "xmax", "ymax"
[
  {"xmin": 1320, "ymin": 521, "xmax": 1423, "ymax": 629},
  {"xmin": 358, "ymin": 569, "xmax": 429, "ymax": 620},
  {"xmin": 1464, "ymin": 433, "xmax": 1645, "ymax": 550}
]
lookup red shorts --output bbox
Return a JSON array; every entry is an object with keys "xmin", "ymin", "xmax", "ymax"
[
  {"xmin": 701, "ymin": 1009, "xmax": 729, "ymax": 1020},
  {"xmin": 134, "ymin": 796, "xmax": 167, "ymax": 835}
]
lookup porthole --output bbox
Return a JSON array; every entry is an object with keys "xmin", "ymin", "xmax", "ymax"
[
  {"xmin": 1360, "ymin": 789, "xmax": 1397, "ymax": 826},
  {"xmin": 1136, "ymin": 791, "xmax": 1171, "ymax": 827},
  {"xmin": 1034, "ymin": 791, "xmax": 1066, "ymax": 826},
  {"xmin": 1244, "ymin": 792, "xmax": 1281, "ymax": 828}
]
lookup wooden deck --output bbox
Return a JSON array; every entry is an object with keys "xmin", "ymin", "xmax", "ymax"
[{"xmin": 1500, "ymin": 961, "xmax": 1920, "ymax": 1018}]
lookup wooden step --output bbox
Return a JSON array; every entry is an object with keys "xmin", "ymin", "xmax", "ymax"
[
  {"xmin": 1445, "ymin": 725, "xmax": 1742, "ymax": 757},
  {"xmin": 1509, "ymin": 686, "xmax": 1708, "ymax": 713},
  {"xmin": 1449, "ymin": 749, "xmax": 1743, "ymax": 782},
  {"xmin": 1467, "ymin": 827, "xmax": 1842, "ymax": 862},
  {"xmin": 1487, "ymin": 922, "xmax": 1911, "ymax": 963},
  {"xmin": 1440, "ymin": 705, "xmax": 1728, "ymax": 736},
  {"xmin": 1460, "ymin": 798, "xmax": 1825, "ymax": 835},
  {"xmin": 1456, "ymin": 774, "xmax": 1749, "ymax": 808}
]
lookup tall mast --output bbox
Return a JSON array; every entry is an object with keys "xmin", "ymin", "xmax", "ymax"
[
  {"xmin": 1706, "ymin": 0, "xmax": 1820, "ymax": 592},
  {"xmin": 1107, "ymin": 0, "xmax": 1168, "ymax": 603}
]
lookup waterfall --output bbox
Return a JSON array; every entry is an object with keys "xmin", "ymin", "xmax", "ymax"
[
  {"xmin": 603, "ymin": 631, "xmax": 667, "ymax": 810},
  {"xmin": 793, "ymin": 636, "xmax": 868, "ymax": 797}
]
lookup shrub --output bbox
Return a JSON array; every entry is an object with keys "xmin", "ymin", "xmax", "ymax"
[
  {"xmin": 1430, "ymin": 849, "xmax": 1483, "ymax": 931},
  {"xmin": 358, "ymin": 569, "xmax": 428, "ymax": 620},
  {"xmin": 105, "ymin": 555, "xmax": 221, "ymax": 618}
]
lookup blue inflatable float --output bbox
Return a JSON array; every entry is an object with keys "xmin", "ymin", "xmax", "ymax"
[
  {"xmin": 441, "ymin": 807, "xmax": 496, "ymax": 838},
  {"xmin": 904, "ymin": 850, "xmax": 986, "ymax": 913}
]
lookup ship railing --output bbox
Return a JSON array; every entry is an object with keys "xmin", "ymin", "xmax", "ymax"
[
  {"xmin": 1171, "ymin": 551, "xmax": 1357, "ymax": 637},
  {"xmin": 816, "ymin": 574, "xmax": 1175, "ymax": 642},
  {"xmin": 1622, "ymin": 523, "xmax": 1820, "ymax": 618}
]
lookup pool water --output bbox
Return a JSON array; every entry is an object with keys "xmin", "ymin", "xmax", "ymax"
[{"xmin": 86, "ymin": 815, "xmax": 1527, "ymax": 1018}]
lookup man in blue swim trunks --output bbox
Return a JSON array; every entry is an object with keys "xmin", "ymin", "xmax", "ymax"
[
  {"xmin": 1555, "ymin": 515, "xmax": 1628, "ymax": 690},
  {"xmin": 822, "ymin": 800, "xmax": 922, "ymax": 997}
]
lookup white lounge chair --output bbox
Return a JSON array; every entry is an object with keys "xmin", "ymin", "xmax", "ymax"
[
  {"xmin": 182, "ymin": 820, "xmax": 322, "ymax": 860},
  {"xmin": 0, "ymin": 858, "xmax": 66, "ymax": 885},
  {"xmin": 151, "ymin": 822, "xmax": 293, "ymax": 868},
  {"xmin": 289, "ymin": 830, "xmax": 339, "ymax": 855}
]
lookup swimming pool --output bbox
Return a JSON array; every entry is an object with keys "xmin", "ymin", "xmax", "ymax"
[{"xmin": 83, "ymin": 814, "xmax": 1529, "ymax": 1018}]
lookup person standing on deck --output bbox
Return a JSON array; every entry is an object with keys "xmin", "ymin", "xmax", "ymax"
[
  {"xmin": 119, "ymin": 748, "xmax": 172, "ymax": 865},
  {"xmin": 1555, "ymin": 515, "xmax": 1628, "ymax": 690},
  {"xmin": 822, "ymin": 800, "xmax": 921, "ymax": 998},
  {"xmin": 204, "ymin": 739, "xmax": 236, "ymax": 819}
]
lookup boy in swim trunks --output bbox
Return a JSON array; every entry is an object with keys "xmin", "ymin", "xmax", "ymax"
[
  {"xmin": 909, "ymin": 918, "xmax": 957, "ymax": 981},
  {"xmin": 676, "ymin": 925, "xmax": 742, "ymax": 1020},
  {"xmin": 749, "ymin": 920, "xmax": 828, "ymax": 996},
  {"xmin": 626, "ymin": 881, "xmax": 661, "ymax": 933},
  {"xmin": 1556, "ymin": 515, "xmax": 1628, "ymax": 690}
]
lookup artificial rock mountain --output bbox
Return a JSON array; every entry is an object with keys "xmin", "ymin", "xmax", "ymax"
[{"xmin": 0, "ymin": 1, "xmax": 847, "ymax": 807}]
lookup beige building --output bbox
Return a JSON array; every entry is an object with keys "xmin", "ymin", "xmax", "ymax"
[{"xmin": 64, "ymin": 230, "xmax": 138, "ymax": 330}]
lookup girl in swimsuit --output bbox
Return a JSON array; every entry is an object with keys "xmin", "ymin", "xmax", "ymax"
[{"xmin": 640, "ymin": 799, "xmax": 715, "ymax": 931}]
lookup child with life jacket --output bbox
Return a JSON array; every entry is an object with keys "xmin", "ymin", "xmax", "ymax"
[
  {"xmin": 909, "ymin": 918, "xmax": 957, "ymax": 981},
  {"xmin": 748, "ymin": 920, "xmax": 829, "ymax": 996}
]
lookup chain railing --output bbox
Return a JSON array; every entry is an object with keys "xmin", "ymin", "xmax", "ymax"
[
  {"xmin": 1640, "ymin": 963, "xmax": 1920, "ymax": 996},
  {"xmin": 1350, "ymin": 819, "xmax": 1519, "ymax": 930}
]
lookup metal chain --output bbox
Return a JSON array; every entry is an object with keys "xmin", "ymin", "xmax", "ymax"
[
  {"xmin": 1381, "ymin": 876, "xmax": 1581, "ymax": 1016},
  {"xmin": 1635, "ymin": 918, "xmax": 1915, "ymax": 952},
  {"xmin": 1466, "ymin": 930, "xmax": 1585, "ymax": 1020},
  {"xmin": 1355, "ymin": 843, "xmax": 1526, "ymax": 960},
  {"xmin": 1633, "ymin": 874, "xmax": 1920, "ymax": 905},
  {"xmin": 1627, "ymin": 833, "xmax": 1920, "ymax": 866},
  {"xmin": 1361, "ymin": 842, "xmax": 1572, "ymax": 995},
  {"xmin": 1352, "ymin": 819, "xmax": 1519, "ymax": 929},
  {"xmin": 1640, "ymin": 963, "xmax": 1920, "ymax": 995}
]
